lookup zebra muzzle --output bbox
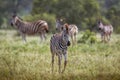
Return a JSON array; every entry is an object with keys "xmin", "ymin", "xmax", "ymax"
[
  {"xmin": 98, "ymin": 28, "xmax": 101, "ymax": 30},
  {"xmin": 11, "ymin": 23, "xmax": 13, "ymax": 26},
  {"xmin": 67, "ymin": 41, "xmax": 71, "ymax": 46}
]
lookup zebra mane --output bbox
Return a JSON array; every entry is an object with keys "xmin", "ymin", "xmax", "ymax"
[
  {"xmin": 17, "ymin": 16, "xmax": 23, "ymax": 21},
  {"xmin": 13, "ymin": 15, "xmax": 23, "ymax": 21}
]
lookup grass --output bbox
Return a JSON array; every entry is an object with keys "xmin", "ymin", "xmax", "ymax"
[{"xmin": 0, "ymin": 30, "xmax": 120, "ymax": 80}]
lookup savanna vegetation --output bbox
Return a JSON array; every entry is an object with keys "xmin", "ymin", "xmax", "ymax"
[
  {"xmin": 0, "ymin": 0, "xmax": 120, "ymax": 80},
  {"xmin": 0, "ymin": 30, "xmax": 120, "ymax": 80}
]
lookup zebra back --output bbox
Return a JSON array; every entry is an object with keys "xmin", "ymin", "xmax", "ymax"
[
  {"xmin": 11, "ymin": 15, "xmax": 49, "ymax": 35},
  {"xmin": 68, "ymin": 24, "xmax": 78, "ymax": 35}
]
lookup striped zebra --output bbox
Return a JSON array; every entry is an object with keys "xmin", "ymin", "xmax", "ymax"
[
  {"xmin": 10, "ymin": 15, "xmax": 49, "ymax": 43},
  {"xmin": 50, "ymin": 23, "xmax": 71, "ymax": 73},
  {"xmin": 68, "ymin": 24, "xmax": 78, "ymax": 45},
  {"xmin": 98, "ymin": 20, "xmax": 113, "ymax": 42}
]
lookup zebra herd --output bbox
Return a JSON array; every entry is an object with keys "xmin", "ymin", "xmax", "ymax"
[{"xmin": 10, "ymin": 15, "xmax": 113, "ymax": 73}]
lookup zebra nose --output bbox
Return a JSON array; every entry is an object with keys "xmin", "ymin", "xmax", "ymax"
[
  {"xmin": 56, "ymin": 28, "xmax": 58, "ymax": 31},
  {"xmin": 67, "ymin": 41, "xmax": 71, "ymax": 46},
  {"xmin": 98, "ymin": 28, "xmax": 101, "ymax": 30},
  {"xmin": 11, "ymin": 23, "xmax": 13, "ymax": 26}
]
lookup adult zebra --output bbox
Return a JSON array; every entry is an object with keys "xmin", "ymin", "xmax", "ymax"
[
  {"xmin": 50, "ymin": 23, "xmax": 71, "ymax": 73},
  {"xmin": 97, "ymin": 20, "xmax": 113, "ymax": 42},
  {"xmin": 10, "ymin": 15, "xmax": 49, "ymax": 43}
]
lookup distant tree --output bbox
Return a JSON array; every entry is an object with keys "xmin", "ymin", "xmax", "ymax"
[
  {"xmin": 32, "ymin": 0, "xmax": 100, "ymax": 31},
  {"xmin": 105, "ymin": 0, "xmax": 120, "ymax": 33},
  {"xmin": 0, "ymin": 0, "xmax": 33, "ymax": 28}
]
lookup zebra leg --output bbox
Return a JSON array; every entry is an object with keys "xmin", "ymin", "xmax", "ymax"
[
  {"xmin": 74, "ymin": 34, "xmax": 77, "ymax": 45},
  {"xmin": 107, "ymin": 34, "xmax": 109, "ymax": 42},
  {"xmin": 58, "ymin": 55, "xmax": 62, "ymax": 73},
  {"xmin": 72, "ymin": 35, "xmax": 75, "ymax": 45},
  {"xmin": 51, "ymin": 54, "xmax": 54, "ymax": 73},
  {"xmin": 108, "ymin": 33, "xmax": 111, "ymax": 41},
  {"xmin": 71, "ymin": 35, "xmax": 74, "ymax": 45},
  {"xmin": 40, "ymin": 33, "xmax": 43, "ymax": 42},
  {"xmin": 62, "ymin": 53, "xmax": 67, "ymax": 73},
  {"xmin": 104, "ymin": 34, "xmax": 107, "ymax": 42},
  {"xmin": 101, "ymin": 34, "xmax": 103, "ymax": 42},
  {"xmin": 102, "ymin": 34, "xmax": 105, "ymax": 42},
  {"xmin": 21, "ymin": 33, "xmax": 27, "ymax": 43},
  {"xmin": 43, "ymin": 31, "xmax": 47, "ymax": 40}
]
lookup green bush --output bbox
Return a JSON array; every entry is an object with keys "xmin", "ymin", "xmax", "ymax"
[
  {"xmin": 115, "ymin": 27, "xmax": 120, "ymax": 34},
  {"xmin": 78, "ymin": 30, "xmax": 97, "ymax": 43}
]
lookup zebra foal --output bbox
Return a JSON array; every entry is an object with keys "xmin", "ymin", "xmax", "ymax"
[
  {"xmin": 50, "ymin": 23, "xmax": 71, "ymax": 73},
  {"xmin": 10, "ymin": 15, "xmax": 49, "ymax": 43}
]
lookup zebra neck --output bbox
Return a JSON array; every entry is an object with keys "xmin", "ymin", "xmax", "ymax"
[
  {"xmin": 15, "ymin": 20, "xmax": 23, "ymax": 29},
  {"xmin": 59, "ymin": 39, "xmax": 67, "ymax": 49}
]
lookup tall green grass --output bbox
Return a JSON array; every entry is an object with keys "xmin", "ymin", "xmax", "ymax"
[{"xmin": 0, "ymin": 30, "xmax": 120, "ymax": 80}]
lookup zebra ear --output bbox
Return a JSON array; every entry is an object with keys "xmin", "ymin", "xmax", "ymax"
[
  {"xmin": 64, "ymin": 23, "xmax": 69, "ymax": 33},
  {"xmin": 12, "ymin": 14, "xmax": 17, "ymax": 18}
]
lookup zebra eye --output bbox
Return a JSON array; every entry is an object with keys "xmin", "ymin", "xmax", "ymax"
[{"xmin": 64, "ymin": 34, "xmax": 66, "ymax": 37}]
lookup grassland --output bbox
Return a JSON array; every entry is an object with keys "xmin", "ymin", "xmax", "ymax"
[{"xmin": 0, "ymin": 30, "xmax": 120, "ymax": 80}]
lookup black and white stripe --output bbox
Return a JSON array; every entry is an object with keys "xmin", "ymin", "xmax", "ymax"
[
  {"xmin": 50, "ymin": 24, "xmax": 70, "ymax": 73},
  {"xmin": 11, "ymin": 15, "xmax": 49, "ymax": 43}
]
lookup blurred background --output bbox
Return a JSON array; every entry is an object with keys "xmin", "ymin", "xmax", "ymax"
[{"xmin": 0, "ymin": 0, "xmax": 120, "ymax": 33}]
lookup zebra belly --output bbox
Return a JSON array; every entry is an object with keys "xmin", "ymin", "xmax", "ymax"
[{"xmin": 22, "ymin": 28, "xmax": 38, "ymax": 35}]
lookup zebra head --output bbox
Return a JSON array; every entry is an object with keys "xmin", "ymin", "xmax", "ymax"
[
  {"xmin": 56, "ymin": 18, "xmax": 64, "ymax": 32},
  {"xmin": 62, "ymin": 23, "xmax": 71, "ymax": 46},
  {"xmin": 97, "ymin": 20, "xmax": 104, "ymax": 30},
  {"xmin": 10, "ymin": 15, "xmax": 22, "ymax": 27}
]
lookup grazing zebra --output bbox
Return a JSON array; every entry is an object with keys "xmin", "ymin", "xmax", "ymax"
[
  {"xmin": 10, "ymin": 15, "xmax": 49, "ymax": 43},
  {"xmin": 50, "ymin": 23, "xmax": 71, "ymax": 73},
  {"xmin": 68, "ymin": 24, "xmax": 78, "ymax": 45},
  {"xmin": 98, "ymin": 20, "xmax": 113, "ymax": 42},
  {"xmin": 56, "ymin": 18, "xmax": 64, "ymax": 32}
]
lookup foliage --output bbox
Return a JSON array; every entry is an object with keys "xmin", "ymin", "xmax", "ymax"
[
  {"xmin": 32, "ymin": 0, "xmax": 100, "ymax": 31},
  {"xmin": 106, "ymin": 7, "xmax": 120, "ymax": 33},
  {"xmin": 0, "ymin": 0, "xmax": 33, "ymax": 28},
  {"xmin": 78, "ymin": 30, "xmax": 97, "ymax": 43},
  {"xmin": 0, "ymin": 0, "xmax": 120, "ymax": 33},
  {"xmin": 99, "ymin": 0, "xmax": 120, "ymax": 33}
]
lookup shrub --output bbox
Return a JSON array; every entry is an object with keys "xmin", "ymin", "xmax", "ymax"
[{"xmin": 78, "ymin": 30, "xmax": 97, "ymax": 44}]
